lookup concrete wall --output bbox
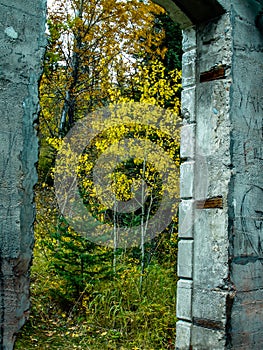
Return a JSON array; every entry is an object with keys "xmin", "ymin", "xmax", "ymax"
[
  {"xmin": 177, "ymin": 12, "xmax": 233, "ymax": 349},
  {"xmin": 229, "ymin": 1, "xmax": 263, "ymax": 347},
  {"xmin": 171, "ymin": 0, "xmax": 263, "ymax": 349},
  {"xmin": 0, "ymin": 1, "xmax": 46, "ymax": 348}
]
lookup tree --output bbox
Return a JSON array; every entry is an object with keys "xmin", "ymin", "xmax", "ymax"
[
  {"xmin": 38, "ymin": 0, "xmax": 168, "ymax": 185},
  {"xmin": 37, "ymin": 0, "xmax": 182, "ymax": 298},
  {"xmin": 152, "ymin": 12, "xmax": 182, "ymax": 71},
  {"xmin": 41, "ymin": 0, "xmax": 166, "ymax": 138},
  {"xmin": 46, "ymin": 217, "xmax": 113, "ymax": 300}
]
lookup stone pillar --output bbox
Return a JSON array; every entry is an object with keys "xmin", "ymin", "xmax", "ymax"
[
  {"xmin": 0, "ymin": 1, "xmax": 46, "ymax": 349},
  {"xmin": 175, "ymin": 1, "xmax": 263, "ymax": 349}
]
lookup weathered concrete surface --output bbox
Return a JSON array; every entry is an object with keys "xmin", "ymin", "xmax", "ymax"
[
  {"xmin": 0, "ymin": 1, "xmax": 46, "ymax": 348},
  {"xmin": 228, "ymin": 1, "xmax": 263, "ymax": 347},
  {"xmin": 156, "ymin": 0, "xmax": 263, "ymax": 349}
]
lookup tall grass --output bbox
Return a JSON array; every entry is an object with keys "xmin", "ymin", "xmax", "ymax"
[{"xmin": 15, "ymin": 248, "xmax": 177, "ymax": 350}]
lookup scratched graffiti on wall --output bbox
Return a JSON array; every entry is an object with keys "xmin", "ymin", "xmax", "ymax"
[
  {"xmin": 235, "ymin": 86, "xmax": 263, "ymax": 260},
  {"xmin": 234, "ymin": 86, "xmax": 263, "ymax": 167},
  {"xmin": 240, "ymin": 185, "xmax": 263, "ymax": 258}
]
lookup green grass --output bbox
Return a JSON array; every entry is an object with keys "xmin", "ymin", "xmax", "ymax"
[{"xmin": 15, "ymin": 250, "xmax": 177, "ymax": 350}]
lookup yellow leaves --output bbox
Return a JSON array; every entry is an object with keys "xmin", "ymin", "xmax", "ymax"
[
  {"xmin": 111, "ymin": 172, "xmax": 134, "ymax": 201},
  {"xmin": 125, "ymin": 59, "xmax": 182, "ymax": 111},
  {"xmin": 39, "ymin": 0, "xmax": 182, "ymax": 249},
  {"xmin": 47, "ymin": 137, "xmax": 63, "ymax": 150},
  {"xmin": 64, "ymin": 102, "xmax": 181, "ymax": 241},
  {"xmin": 41, "ymin": 0, "xmax": 182, "ymax": 147}
]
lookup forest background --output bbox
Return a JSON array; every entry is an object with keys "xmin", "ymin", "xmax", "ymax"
[{"xmin": 16, "ymin": 0, "xmax": 182, "ymax": 349}]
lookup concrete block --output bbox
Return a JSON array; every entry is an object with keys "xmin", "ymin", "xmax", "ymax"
[
  {"xmin": 180, "ymin": 124, "xmax": 195, "ymax": 159},
  {"xmin": 194, "ymin": 154, "xmax": 231, "ymax": 201},
  {"xmin": 196, "ymin": 80, "xmax": 231, "ymax": 157},
  {"xmin": 193, "ymin": 209, "xmax": 229, "ymax": 287},
  {"xmin": 182, "ymin": 26, "xmax": 196, "ymax": 52},
  {"xmin": 179, "ymin": 200, "xmax": 194, "ymax": 238},
  {"xmin": 198, "ymin": 14, "xmax": 232, "ymax": 73},
  {"xmin": 181, "ymin": 86, "xmax": 196, "ymax": 122},
  {"xmin": 192, "ymin": 289, "xmax": 228, "ymax": 323},
  {"xmin": 193, "ymin": 153, "xmax": 209, "ymax": 201},
  {"xmin": 176, "ymin": 279, "xmax": 193, "ymax": 321},
  {"xmin": 182, "ymin": 49, "xmax": 196, "ymax": 87},
  {"xmin": 194, "ymin": 79, "xmax": 232, "ymax": 201},
  {"xmin": 175, "ymin": 320, "xmax": 192, "ymax": 350},
  {"xmin": 191, "ymin": 325, "xmax": 225, "ymax": 350},
  {"xmin": 180, "ymin": 161, "xmax": 194, "ymax": 199},
  {"xmin": 178, "ymin": 240, "xmax": 193, "ymax": 278}
]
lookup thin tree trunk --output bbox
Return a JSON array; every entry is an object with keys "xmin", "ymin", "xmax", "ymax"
[
  {"xmin": 113, "ymin": 193, "xmax": 118, "ymax": 273},
  {"xmin": 59, "ymin": 0, "xmax": 84, "ymax": 136},
  {"xmin": 139, "ymin": 157, "xmax": 146, "ymax": 293},
  {"xmin": 59, "ymin": 90, "xmax": 69, "ymax": 137}
]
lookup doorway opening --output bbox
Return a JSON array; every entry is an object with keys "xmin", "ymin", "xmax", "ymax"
[{"xmin": 17, "ymin": 0, "xmax": 183, "ymax": 349}]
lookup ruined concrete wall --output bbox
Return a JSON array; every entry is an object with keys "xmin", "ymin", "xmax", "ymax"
[
  {"xmin": 177, "ymin": 11, "xmax": 233, "ymax": 349},
  {"xmin": 0, "ymin": 1, "xmax": 46, "ymax": 348},
  {"xmin": 175, "ymin": 0, "xmax": 263, "ymax": 349},
  {"xmin": 229, "ymin": 1, "xmax": 263, "ymax": 348}
]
